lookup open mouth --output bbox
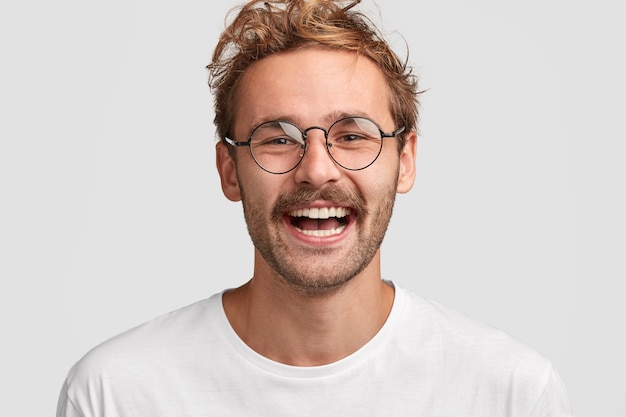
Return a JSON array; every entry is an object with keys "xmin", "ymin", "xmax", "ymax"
[{"xmin": 287, "ymin": 206, "xmax": 352, "ymax": 237}]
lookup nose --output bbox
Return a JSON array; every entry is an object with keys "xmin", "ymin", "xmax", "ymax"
[{"xmin": 292, "ymin": 129, "xmax": 342, "ymax": 187}]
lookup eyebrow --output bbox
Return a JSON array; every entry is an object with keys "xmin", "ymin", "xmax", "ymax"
[{"xmin": 248, "ymin": 110, "xmax": 375, "ymax": 131}]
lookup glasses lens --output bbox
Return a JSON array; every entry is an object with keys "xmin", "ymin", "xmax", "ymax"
[
  {"xmin": 249, "ymin": 121, "xmax": 305, "ymax": 174},
  {"xmin": 327, "ymin": 117, "xmax": 383, "ymax": 170}
]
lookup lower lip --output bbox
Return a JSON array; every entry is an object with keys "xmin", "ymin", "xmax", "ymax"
[{"xmin": 283, "ymin": 215, "xmax": 353, "ymax": 245}]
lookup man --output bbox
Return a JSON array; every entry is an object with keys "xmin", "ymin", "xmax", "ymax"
[{"xmin": 57, "ymin": 0, "xmax": 572, "ymax": 415}]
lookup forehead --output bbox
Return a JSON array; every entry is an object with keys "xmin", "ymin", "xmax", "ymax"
[{"xmin": 234, "ymin": 47, "xmax": 392, "ymax": 131}]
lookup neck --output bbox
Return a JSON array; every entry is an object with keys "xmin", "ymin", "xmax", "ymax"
[{"xmin": 222, "ymin": 250, "xmax": 394, "ymax": 366}]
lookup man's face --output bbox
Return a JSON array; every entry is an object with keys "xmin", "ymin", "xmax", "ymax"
[{"xmin": 217, "ymin": 48, "xmax": 416, "ymax": 293}]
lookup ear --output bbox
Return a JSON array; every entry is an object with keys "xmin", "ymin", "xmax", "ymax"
[
  {"xmin": 216, "ymin": 141, "xmax": 242, "ymax": 202},
  {"xmin": 396, "ymin": 130, "xmax": 417, "ymax": 194}
]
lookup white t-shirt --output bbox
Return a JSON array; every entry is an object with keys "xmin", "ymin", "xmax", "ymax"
[{"xmin": 57, "ymin": 284, "xmax": 572, "ymax": 416}]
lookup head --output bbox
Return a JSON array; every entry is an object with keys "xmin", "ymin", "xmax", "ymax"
[
  {"xmin": 208, "ymin": 0, "xmax": 420, "ymax": 294},
  {"xmin": 208, "ymin": 0, "xmax": 420, "ymax": 156}
]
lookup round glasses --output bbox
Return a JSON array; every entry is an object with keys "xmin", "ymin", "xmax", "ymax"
[{"xmin": 224, "ymin": 117, "xmax": 405, "ymax": 174}]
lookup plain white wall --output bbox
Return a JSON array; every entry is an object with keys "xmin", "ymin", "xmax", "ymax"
[{"xmin": 1, "ymin": 0, "xmax": 624, "ymax": 415}]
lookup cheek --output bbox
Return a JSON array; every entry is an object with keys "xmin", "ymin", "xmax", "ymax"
[
  {"xmin": 351, "ymin": 172, "xmax": 397, "ymax": 217},
  {"xmin": 363, "ymin": 156, "xmax": 401, "ymax": 193},
  {"xmin": 237, "ymin": 171, "xmax": 282, "ymax": 212}
]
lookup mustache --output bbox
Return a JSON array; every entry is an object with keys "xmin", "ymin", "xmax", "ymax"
[{"xmin": 271, "ymin": 186, "xmax": 367, "ymax": 220}]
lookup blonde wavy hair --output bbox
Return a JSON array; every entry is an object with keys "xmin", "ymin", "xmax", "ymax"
[{"xmin": 207, "ymin": 0, "xmax": 420, "ymax": 153}]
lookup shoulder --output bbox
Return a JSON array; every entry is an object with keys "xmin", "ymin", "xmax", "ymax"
[
  {"xmin": 64, "ymin": 293, "xmax": 223, "ymax": 389},
  {"xmin": 396, "ymin": 286, "xmax": 554, "ymax": 386},
  {"xmin": 399, "ymin": 287, "xmax": 546, "ymax": 353}
]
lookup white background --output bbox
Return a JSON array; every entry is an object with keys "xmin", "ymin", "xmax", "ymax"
[{"xmin": 1, "ymin": 0, "xmax": 624, "ymax": 415}]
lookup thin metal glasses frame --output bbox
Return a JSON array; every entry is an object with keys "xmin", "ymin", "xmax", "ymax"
[{"xmin": 224, "ymin": 116, "xmax": 405, "ymax": 174}]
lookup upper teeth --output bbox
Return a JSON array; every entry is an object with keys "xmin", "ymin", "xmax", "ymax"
[{"xmin": 289, "ymin": 207, "xmax": 350, "ymax": 219}]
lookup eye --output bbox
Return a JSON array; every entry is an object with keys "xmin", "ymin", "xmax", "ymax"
[
  {"xmin": 331, "ymin": 131, "xmax": 375, "ymax": 147},
  {"xmin": 258, "ymin": 136, "xmax": 300, "ymax": 146},
  {"xmin": 336, "ymin": 133, "xmax": 366, "ymax": 143},
  {"xmin": 252, "ymin": 121, "xmax": 304, "ymax": 148}
]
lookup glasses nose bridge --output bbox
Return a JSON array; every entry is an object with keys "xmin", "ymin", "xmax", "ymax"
[
  {"xmin": 299, "ymin": 125, "xmax": 333, "ymax": 163},
  {"xmin": 302, "ymin": 125, "xmax": 330, "ymax": 143},
  {"xmin": 301, "ymin": 125, "xmax": 331, "ymax": 155}
]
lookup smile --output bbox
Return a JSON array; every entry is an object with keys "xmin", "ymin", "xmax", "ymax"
[{"xmin": 287, "ymin": 206, "xmax": 352, "ymax": 237}]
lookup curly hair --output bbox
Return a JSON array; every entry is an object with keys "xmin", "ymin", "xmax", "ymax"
[{"xmin": 207, "ymin": 0, "xmax": 420, "ymax": 153}]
